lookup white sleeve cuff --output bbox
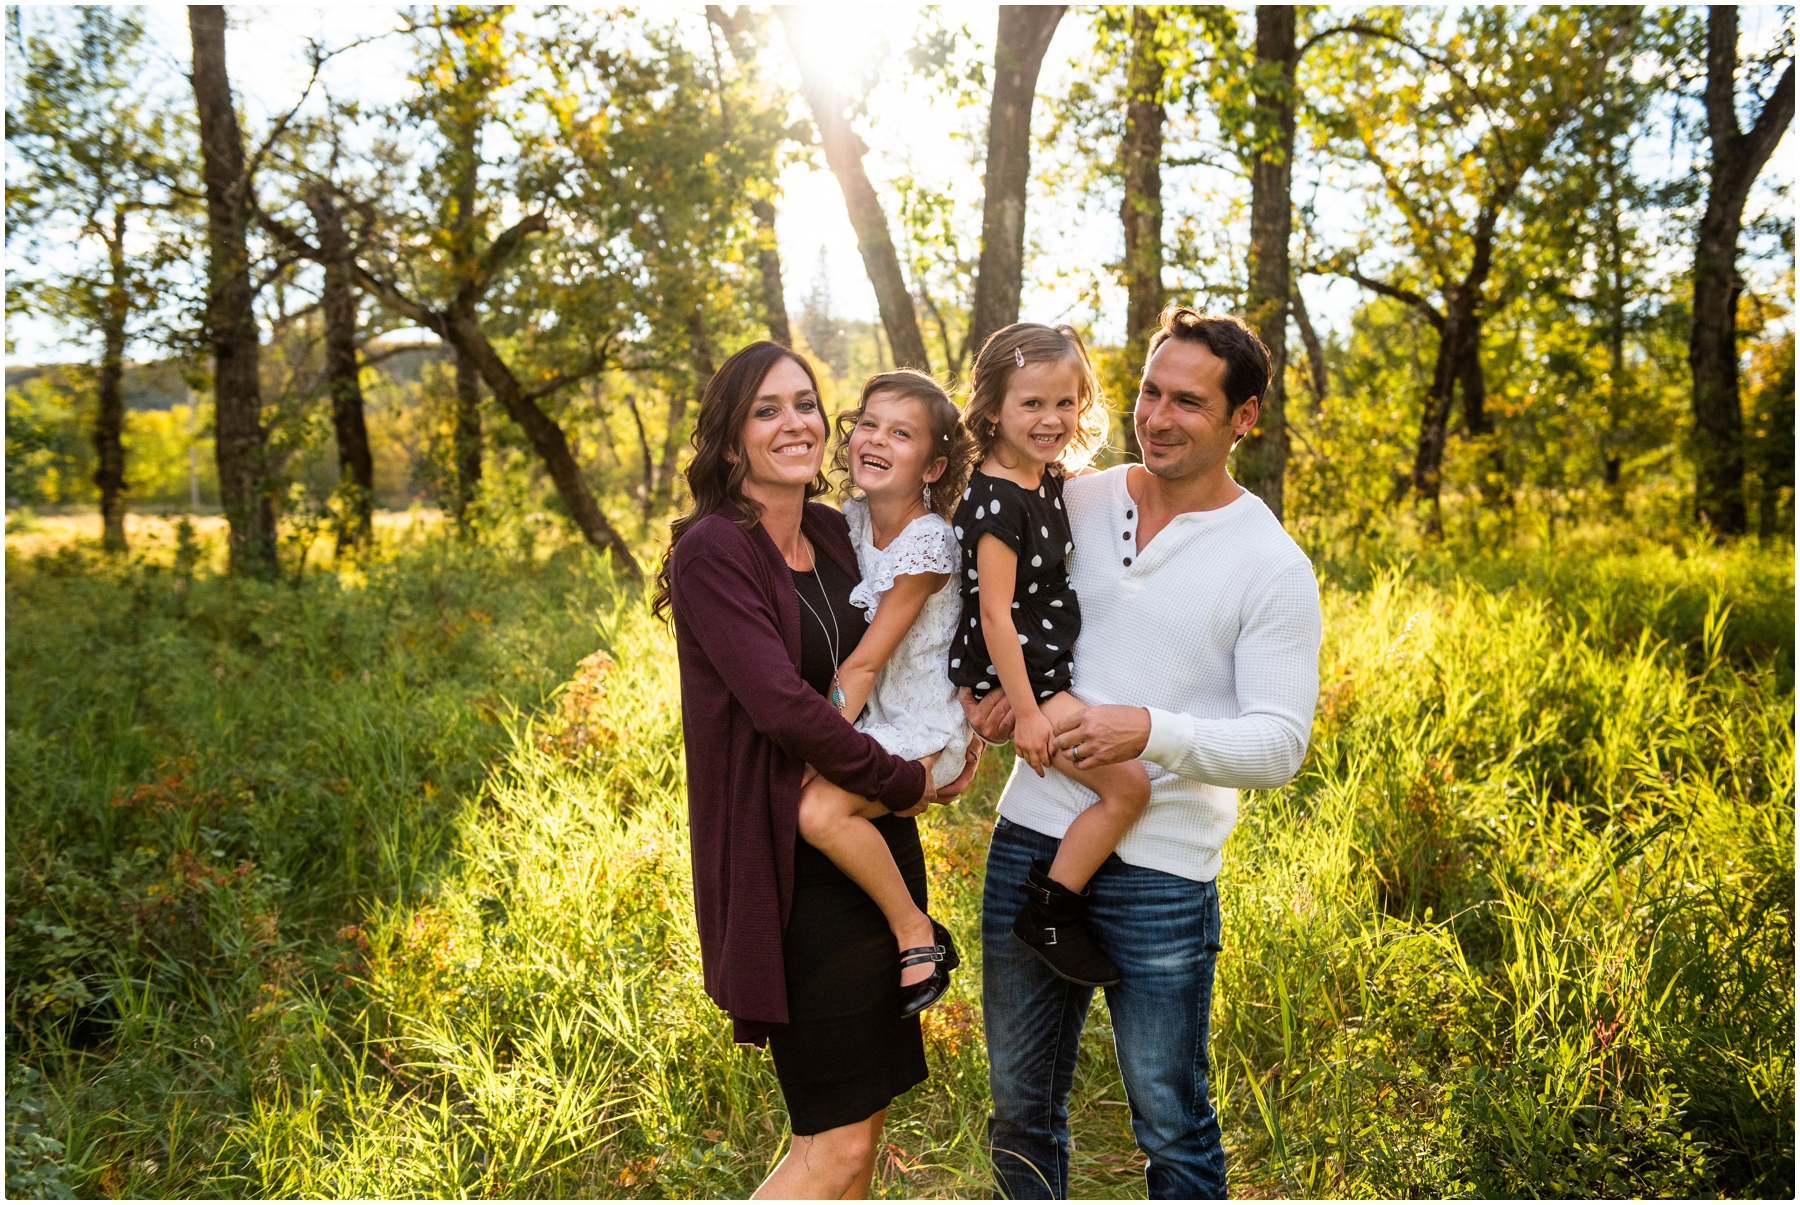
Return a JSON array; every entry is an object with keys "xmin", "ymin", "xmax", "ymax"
[{"xmin": 1141, "ymin": 706, "xmax": 1193, "ymax": 769}]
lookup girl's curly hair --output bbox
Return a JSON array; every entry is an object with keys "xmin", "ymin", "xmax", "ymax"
[{"xmin": 830, "ymin": 369, "xmax": 976, "ymax": 519}]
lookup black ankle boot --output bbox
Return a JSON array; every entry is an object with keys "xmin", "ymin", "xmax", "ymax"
[{"xmin": 1010, "ymin": 859, "xmax": 1121, "ymax": 987}]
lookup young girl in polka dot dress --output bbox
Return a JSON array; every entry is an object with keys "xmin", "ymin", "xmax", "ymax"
[{"xmin": 950, "ymin": 323, "xmax": 1150, "ymax": 988}]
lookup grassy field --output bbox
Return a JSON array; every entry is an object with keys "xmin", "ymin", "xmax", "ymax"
[{"xmin": 5, "ymin": 512, "xmax": 1793, "ymax": 1198}]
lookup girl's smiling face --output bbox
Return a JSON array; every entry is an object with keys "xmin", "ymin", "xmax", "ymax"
[
  {"xmin": 993, "ymin": 357, "xmax": 1081, "ymax": 469},
  {"xmin": 848, "ymin": 389, "xmax": 947, "ymax": 504},
  {"xmin": 736, "ymin": 356, "xmax": 827, "ymax": 491}
]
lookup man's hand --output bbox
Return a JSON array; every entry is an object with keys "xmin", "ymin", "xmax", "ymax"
[
  {"xmin": 1051, "ymin": 704, "xmax": 1152, "ymax": 770},
  {"xmin": 960, "ymin": 687, "xmax": 1015, "ymax": 744}
]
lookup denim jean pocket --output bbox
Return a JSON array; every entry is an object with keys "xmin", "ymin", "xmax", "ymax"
[{"xmin": 994, "ymin": 815, "xmax": 1012, "ymax": 832}]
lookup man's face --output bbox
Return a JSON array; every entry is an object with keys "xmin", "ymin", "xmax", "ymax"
[{"xmin": 1133, "ymin": 339, "xmax": 1259, "ymax": 481}]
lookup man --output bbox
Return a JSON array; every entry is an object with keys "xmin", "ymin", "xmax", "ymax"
[{"xmin": 964, "ymin": 307, "xmax": 1322, "ymax": 1199}]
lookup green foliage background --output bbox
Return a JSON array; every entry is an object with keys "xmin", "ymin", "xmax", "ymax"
[
  {"xmin": 3, "ymin": 4, "xmax": 1793, "ymax": 1199},
  {"xmin": 5, "ymin": 519, "xmax": 1791, "ymax": 1199}
]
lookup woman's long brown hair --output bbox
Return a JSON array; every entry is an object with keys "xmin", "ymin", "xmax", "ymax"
[{"xmin": 652, "ymin": 341, "xmax": 826, "ymax": 620}]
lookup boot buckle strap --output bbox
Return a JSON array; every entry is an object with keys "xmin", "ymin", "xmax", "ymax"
[{"xmin": 1045, "ymin": 927, "xmax": 1057, "ymax": 945}]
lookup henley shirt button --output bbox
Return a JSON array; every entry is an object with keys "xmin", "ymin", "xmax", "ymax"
[
  {"xmin": 1123, "ymin": 556, "xmax": 1132, "ymax": 566},
  {"xmin": 1122, "ymin": 532, "xmax": 1130, "ymax": 539}
]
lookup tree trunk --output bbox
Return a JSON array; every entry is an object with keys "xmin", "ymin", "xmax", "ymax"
[
  {"xmin": 967, "ymin": 5, "xmax": 1065, "ymax": 356},
  {"xmin": 1458, "ymin": 324, "xmax": 1509, "ymax": 507},
  {"xmin": 1602, "ymin": 157, "xmax": 1627, "ymax": 507},
  {"xmin": 1603, "ymin": 292, "xmax": 1625, "ymax": 498},
  {"xmin": 315, "ymin": 212, "xmax": 637, "ymax": 574},
  {"xmin": 1118, "ymin": 5, "xmax": 1165, "ymax": 462},
  {"xmin": 751, "ymin": 198, "xmax": 792, "ymax": 345},
  {"xmin": 625, "ymin": 392, "xmax": 655, "ymax": 525},
  {"xmin": 1407, "ymin": 295, "xmax": 1475, "ymax": 534},
  {"xmin": 189, "ymin": 4, "xmax": 275, "ymax": 576},
  {"xmin": 451, "ymin": 337, "xmax": 483, "ymax": 529},
  {"xmin": 1236, "ymin": 5, "xmax": 1298, "ymax": 520},
  {"xmin": 658, "ymin": 305, "xmax": 714, "ymax": 511},
  {"xmin": 779, "ymin": 8, "xmax": 930, "ymax": 370},
  {"xmin": 703, "ymin": 8, "xmax": 790, "ymax": 348},
  {"xmin": 1755, "ymin": 339, "xmax": 1794, "ymax": 539},
  {"xmin": 448, "ymin": 116, "xmax": 483, "ymax": 530},
  {"xmin": 307, "ymin": 189, "xmax": 374, "ymax": 550},
  {"xmin": 1291, "ymin": 279, "xmax": 1328, "ymax": 411},
  {"xmin": 95, "ymin": 209, "xmax": 129, "ymax": 554},
  {"xmin": 1690, "ymin": 7, "xmax": 1794, "ymax": 534},
  {"xmin": 446, "ymin": 310, "xmax": 642, "ymax": 579}
]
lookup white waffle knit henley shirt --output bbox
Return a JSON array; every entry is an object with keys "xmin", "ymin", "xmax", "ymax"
[{"xmin": 995, "ymin": 464, "xmax": 1323, "ymax": 883}]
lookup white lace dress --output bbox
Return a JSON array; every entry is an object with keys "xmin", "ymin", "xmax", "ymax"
[{"xmin": 844, "ymin": 497, "xmax": 973, "ymax": 790}]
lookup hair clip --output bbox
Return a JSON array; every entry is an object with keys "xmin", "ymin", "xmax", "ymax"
[{"xmin": 1013, "ymin": 347, "xmax": 1026, "ymax": 368}]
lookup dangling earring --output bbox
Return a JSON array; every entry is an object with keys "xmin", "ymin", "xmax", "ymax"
[{"xmin": 922, "ymin": 481, "xmax": 933, "ymax": 511}]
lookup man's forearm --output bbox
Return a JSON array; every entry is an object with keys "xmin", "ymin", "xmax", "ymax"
[{"xmin": 1142, "ymin": 708, "xmax": 1310, "ymax": 789}]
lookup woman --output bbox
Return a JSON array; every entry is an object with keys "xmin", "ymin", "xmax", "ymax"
[{"xmin": 655, "ymin": 341, "xmax": 978, "ymax": 1198}]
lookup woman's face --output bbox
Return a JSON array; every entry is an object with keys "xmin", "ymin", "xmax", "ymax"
[
  {"xmin": 993, "ymin": 356, "xmax": 1080, "ymax": 468},
  {"xmin": 848, "ymin": 390, "xmax": 947, "ymax": 505},
  {"xmin": 736, "ymin": 357, "xmax": 826, "ymax": 493}
]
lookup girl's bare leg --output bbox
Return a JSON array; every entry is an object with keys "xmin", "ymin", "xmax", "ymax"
[
  {"xmin": 1037, "ymin": 692, "xmax": 1152, "ymax": 892},
  {"xmin": 798, "ymin": 777, "xmax": 936, "ymax": 986}
]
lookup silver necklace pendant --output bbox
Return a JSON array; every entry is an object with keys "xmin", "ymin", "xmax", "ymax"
[{"xmin": 830, "ymin": 677, "xmax": 846, "ymax": 710}]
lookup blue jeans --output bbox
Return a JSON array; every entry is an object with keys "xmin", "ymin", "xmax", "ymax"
[{"xmin": 982, "ymin": 816, "xmax": 1226, "ymax": 1199}]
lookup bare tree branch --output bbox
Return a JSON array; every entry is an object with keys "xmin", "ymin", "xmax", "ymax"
[
  {"xmin": 349, "ymin": 262, "xmax": 445, "ymax": 335},
  {"xmin": 521, "ymin": 339, "xmax": 617, "ymax": 402},
  {"xmin": 252, "ymin": 200, "xmax": 323, "ymax": 260},
  {"xmin": 461, "ymin": 211, "xmax": 550, "ymax": 304},
  {"xmin": 242, "ymin": 30, "xmax": 398, "ymax": 190},
  {"xmin": 359, "ymin": 340, "xmax": 440, "ymax": 369},
  {"xmin": 1299, "ymin": 21, "xmax": 1501, "ymax": 132},
  {"xmin": 1316, "ymin": 261, "xmax": 1445, "ymax": 329}
]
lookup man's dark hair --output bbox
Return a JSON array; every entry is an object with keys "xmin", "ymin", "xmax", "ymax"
[{"xmin": 1145, "ymin": 307, "xmax": 1271, "ymax": 414}]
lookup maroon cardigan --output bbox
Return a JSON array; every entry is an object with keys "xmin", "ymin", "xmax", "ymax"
[{"xmin": 670, "ymin": 501, "xmax": 927, "ymax": 1043}]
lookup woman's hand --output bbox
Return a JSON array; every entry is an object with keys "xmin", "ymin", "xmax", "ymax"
[
  {"xmin": 893, "ymin": 737, "xmax": 986, "ymax": 816},
  {"xmin": 960, "ymin": 688, "xmax": 1015, "ymax": 744},
  {"xmin": 890, "ymin": 753, "xmax": 939, "ymax": 818},
  {"xmin": 1013, "ymin": 708, "xmax": 1056, "ymax": 777},
  {"xmin": 934, "ymin": 738, "xmax": 985, "ymax": 801}
]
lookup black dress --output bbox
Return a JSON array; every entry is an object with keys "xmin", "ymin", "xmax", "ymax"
[
  {"xmin": 768, "ymin": 551, "xmax": 930, "ymax": 1136},
  {"xmin": 948, "ymin": 467, "xmax": 1082, "ymax": 701}
]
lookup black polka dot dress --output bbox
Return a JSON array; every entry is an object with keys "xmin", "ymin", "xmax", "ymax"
[{"xmin": 948, "ymin": 467, "xmax": 1081, "ymax": 702}]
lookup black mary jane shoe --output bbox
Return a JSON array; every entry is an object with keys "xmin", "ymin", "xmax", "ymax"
[{"xmin": 898, "ymin": 919, "xmax": 961, "ymax": 1019}]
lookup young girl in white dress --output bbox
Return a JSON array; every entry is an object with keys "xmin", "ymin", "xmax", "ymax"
[{"xmin": 796, "ymin": 370, "xmax": 978, "ymax": 1018}]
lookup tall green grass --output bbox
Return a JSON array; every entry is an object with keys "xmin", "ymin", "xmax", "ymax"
[{"xmin": 6, "ymin": 522, "xmax": 1792, "ymax": 1198}]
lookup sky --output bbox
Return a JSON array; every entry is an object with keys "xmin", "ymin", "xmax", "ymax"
[{"xmin": 5, "ymin": 4, "xmax": 1792, "ymax": 366}]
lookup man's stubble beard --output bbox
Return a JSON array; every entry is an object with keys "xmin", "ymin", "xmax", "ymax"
[{"xmin": 1136, "ymin": 425, "xmax": 1222, "ymax": 483}]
